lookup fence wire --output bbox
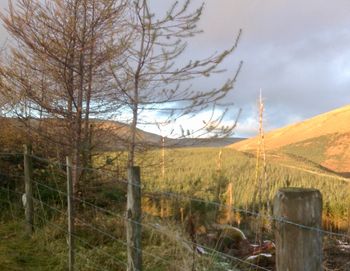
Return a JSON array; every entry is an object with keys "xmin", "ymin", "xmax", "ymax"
[
  {"xmin": 1, "ymin": 152, "xmax": 350, "ymax": 271},
  {"xmin": 0, "ymin": 180, "xmax": 272, "ymax": 270}
]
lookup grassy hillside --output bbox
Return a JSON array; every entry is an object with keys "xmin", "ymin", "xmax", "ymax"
[
  {"xmin": 279, "ymin": 132, "xmax": 350, "ymax": 175},
  {"xmin": 280, "ymin": 134, "xmax": 330, "ymax": 164},
  {"xmin": 231, "ymin": 104, "xmax": 350, "ymax": 175},
  {"xmin": 231, "ymin": 104, "xmax": 350, "ymax": 151}
]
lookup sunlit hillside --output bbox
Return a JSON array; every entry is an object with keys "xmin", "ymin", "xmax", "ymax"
[{"xmin": 230, "ymin": 104, "xmax": 350, "ymax": 174}]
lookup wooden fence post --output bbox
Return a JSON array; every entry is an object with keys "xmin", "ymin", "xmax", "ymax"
[
  {"xmin": 273, "ymin": 188, "xmax": 323, "ymax": 271},
  {"xmin": 24, "ymin": 144, "xmax": 34, "ymax": 235},
  {"xmin": 127, "ymin": 166, "xmax": 142, "ymax": 271},
  {"xmin": 66, "ymin": 156, "xmax": 75, "ymax": 271},
  {"xmin": 348, "ymin": 196, "xmax": 350, "ymax": 236},
  {"xmin": 347, "ymin": 204, "xmax": 350, "ymax": 236}
]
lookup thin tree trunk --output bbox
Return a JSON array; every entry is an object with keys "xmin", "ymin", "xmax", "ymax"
[
  {"xmin": 72, "ymin": 0, "xmax": 88, "ymax": 194},
  {"xmin": 128, "ymin": 0, "xmax": 148, "ymax": 167},
  {"xmin": 82, "ymin": 0, "xmax": 95, "ymax": 172},
  {"xmin": 128, "ymin": 98, "xmax": 138, "ymax": 167}
]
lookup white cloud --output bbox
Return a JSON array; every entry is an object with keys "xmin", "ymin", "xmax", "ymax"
[{"xmin": 236, "ymin": 116, "xmax": 259, "ymax": 138}]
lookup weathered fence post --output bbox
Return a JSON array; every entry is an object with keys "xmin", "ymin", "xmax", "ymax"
[
  {"xmin": 273, "ymin": 188, "xmax": 323, "ymax": 271},
  {"xmin": 348, "ymin": 201, "xmax": 350, "ymax": 236},
  {"xmin": 127, "ymin": 166, "xmax": 142, "ymax": 271},
  {"xmin": 347, "ymin": 205, "xmax": 350, "ymax": 236},
  {"xmin": 66, "ymin": 156, "xmax": 75, "ymax": 271},
  {"xmin": 24, "ymin": 144, "xmax": 34, "ymax": 235}
]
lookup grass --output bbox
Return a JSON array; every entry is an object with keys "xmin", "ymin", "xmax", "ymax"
[
  {"xmin": 0, "ymin": 220, "xmax": 62, "ymax": 271},
  {"xmin": 280, "ymin": 134, "xmax": 331, "ymax": 165},
  {"xmin": 0, "ymin": 205, "xmax": 238, "ymax": 271}
]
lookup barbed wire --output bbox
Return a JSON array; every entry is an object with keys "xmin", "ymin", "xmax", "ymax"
[
  {"xmin": 29, "ymin": 183, "xmax": 272, "ymax": 270},
  {"xmin": 0, "ymin": 173, "xmax": 25, "ymax": 179},
  {"xmin": 32, "ymin": 176, "xmax": 323, "ymax": 244},
  {"xmin": 145, "ymin": 190, "xmax": 350, "ymax": 240},
  {"xmin": 29, "ymin": 154, "xmax": 126, "ymax": 175},
  {"xmin": 33, "ymin": 193, "xmax": 268, "ymax": 270},
  {"xmin": 2, "ymin": 170, "xmax": 350, "ymax": 242},
  {"xmin": 29, "ymin": 186, "xmax": 189, "ymax": 270},
  {"xmin": 0, "ymin": 152, "xmax": 23, "ymax": 157},
  {"xmin": 0, "ymin": 185, "xmax": 23, "ymax": 196},
  {"xmin": 34, "ymin": 213, "xmax": 128, "ymax": 269},
  {"xmin": 30, "ymin": 188, "xmax": 187, "ymax": 270},
  {"xmin": 1, "ymin": 151, "xmax": 350, "ymax": 271},
  {"xmin": 29, "ymin": 178, "xmax": 350, "ymax": 241},
  {"xmin": 0, "ymin": 204, "xmax": 125, "ymax": 270},
  {"xmin": 31, "ymin": 182, "xmax": 349, "ymax": 271}
]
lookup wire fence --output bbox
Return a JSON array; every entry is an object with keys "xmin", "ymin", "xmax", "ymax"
[
  {"xmin": 28, "ymin": 154, "xmax": 350, "ymax": 238},
  {"xmin": 0, "ymin": 151, "xmax": 349, "ymax": 271}
]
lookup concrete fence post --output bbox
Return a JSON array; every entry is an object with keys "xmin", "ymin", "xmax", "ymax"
[{"xmin": 273, "ymin": 188, "xmax": 323, "ymax": 271}]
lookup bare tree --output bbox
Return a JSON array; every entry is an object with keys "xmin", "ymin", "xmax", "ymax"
[
  {"xmin": 0, "ymin": 0, "xmax": 128, "ymax": 192},
  {"xmin": 110, "ymin": 0, "xmax": 242, "ymax": 166}
]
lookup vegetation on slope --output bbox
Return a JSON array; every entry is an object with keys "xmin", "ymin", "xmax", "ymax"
[
  {"xmin": 1, "ymin": 146, "xmax": 349, "ymax": 270},
  {"xmin": 280, "ymin": 135, "xmax": 330, "ymax": 165},
  {"xmin": 97, "ymin": 147, "xmax": 350, "ymax": 223},
  {"xmin": 279, "ymin": 132, "xmax": 350, "ymax": 175}
]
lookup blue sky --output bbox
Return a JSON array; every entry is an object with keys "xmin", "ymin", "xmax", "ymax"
[{"xmin": 1, "ymin": 0, "xmax": 350, "ymax": 138}]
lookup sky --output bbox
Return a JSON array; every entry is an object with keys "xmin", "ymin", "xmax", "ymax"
[{"xmin": 1, "ymin": 0, "xmax": 350, "ymax": 138}]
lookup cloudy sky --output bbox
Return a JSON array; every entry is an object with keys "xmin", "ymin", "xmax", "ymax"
[{"xmin": 1, "ymin": 0, "xmax": 350, "ymax": 137}]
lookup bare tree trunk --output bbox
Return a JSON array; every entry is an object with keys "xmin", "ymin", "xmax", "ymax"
[
  {"xmin": 82, "ymin": 0, "xmax": 95, "ymax": 173},
  {"xmin": 73, "ymin": 0, "xmax": 88, "ymax": 193},
  {"xmin": 128, "ymin": 101, "xmax": 138, "ymax": 167},
  {"xmin": 128, "ymin": 0, "xmax": 147, "ymax": 168}
]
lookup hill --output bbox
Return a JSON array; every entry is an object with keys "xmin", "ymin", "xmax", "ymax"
[
  {"xmin": 230, "ymin": 104, "xmax": 350, "ymax": 174},
  {"xmin": 0, "ymin": 117, "xmax": 243, "ymax": 152}
]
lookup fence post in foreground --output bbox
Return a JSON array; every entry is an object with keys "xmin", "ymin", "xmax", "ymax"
[
  {"xmin": 127, "ymin": 166, "xmax": 142, "ymax": 271},
  {"xmin": 66, "ymin": 157, "xmax": 75, "ymax": 271},
  {"xmin": 24, "ymin": 144, "xmax": 34, "ymax": 235},
  {"xmin": 273, "ymin": 188, "xmax": 323, "ymax": 271}
]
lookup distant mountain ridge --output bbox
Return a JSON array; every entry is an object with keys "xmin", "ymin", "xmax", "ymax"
[
  {"xmin": 0, "ymin": 117, "xmax": 244, "ymax": 151},
  {"xmin": 94, "ymin": 120, "xmax": 245, "ymax": 150},
  {"xmin": 230, "ymin": 104, "xmax": 350, "ymax": 174}
]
